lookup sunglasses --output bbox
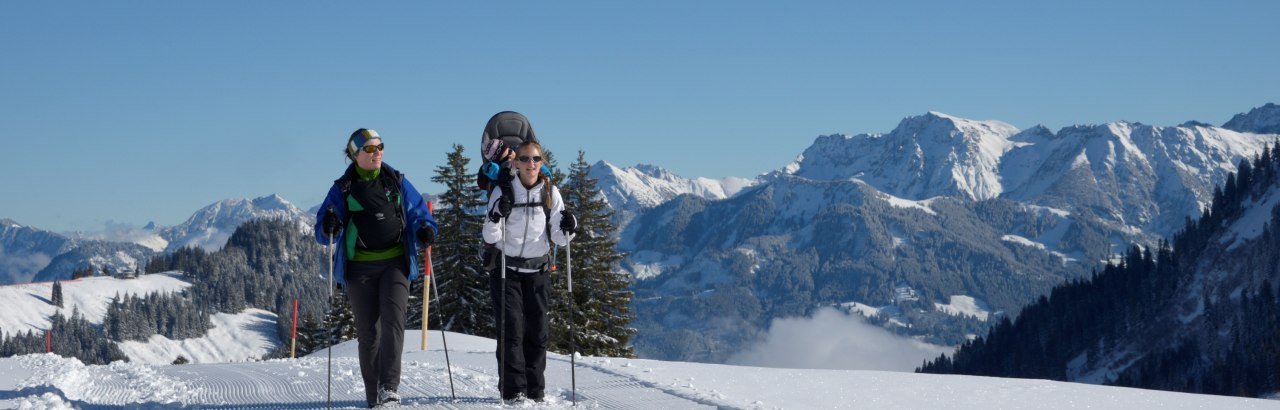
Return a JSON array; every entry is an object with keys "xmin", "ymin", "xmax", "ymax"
[
  {"xmin": 360, "ymin": 143, "xmax": 385, "ymax": 153},
  {"xmin": 517, "ymin": 155, "xmax": 543, "ymax": 163}
]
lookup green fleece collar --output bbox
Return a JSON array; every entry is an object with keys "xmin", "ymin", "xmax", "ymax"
[{"xmin": 355, "ymin": 165, "xmax": 381, "ymax": 181}]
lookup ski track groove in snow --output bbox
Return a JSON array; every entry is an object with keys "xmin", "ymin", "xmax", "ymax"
[
  {"xmin": 8, "ymin": 344, "xmax": 714, "ymax": 409},
  {"xmin": 6, "ymin": 330, "xmax": 1273, "ymax": 409},
  {"xmin": 554, "ymin": 355, "xmax": 718, "ymax": 409}
]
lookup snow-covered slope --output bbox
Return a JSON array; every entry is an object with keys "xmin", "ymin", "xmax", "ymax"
[
  {"xmin": 1001, "ymin": 121, "xmax": 1270, "ymax": 237},
  {"xmin": 161, "ymin": 194, "xmax": 312, "ymax": 252},
  {"xmin": 0, "ymin": 273, "xmax": 280, "ymax": 366},
  {"xmin": 0, "ymin": 273, "xmax": 190, "ymax": 335},
  {"xmin": 117, "ymin": 309, "xmax": 280, "ymax": 365},
  {"xmin": 0, "ymin": 329, "xmax": 1275, "ymax": 409}
]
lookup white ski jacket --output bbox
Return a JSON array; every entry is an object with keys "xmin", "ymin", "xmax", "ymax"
[{"xmin": 482, "ymin": 180, "xmax": 570, "ymax": 272}]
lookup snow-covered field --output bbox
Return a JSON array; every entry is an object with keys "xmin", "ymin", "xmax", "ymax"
[
  {"xmin": 117, "ymin": 308, "xmax": 280, "ymax": 365},
  {"xmin": 0, "ymin": 272, "xmax": 285, "ymax": 366},
  {"xmin": 0, "ymin": 273, "xmax": 190, "ymax": 334},
  {"xmin": 1, "ymin": 330, "xmax": 1277, "ymax": 409}
]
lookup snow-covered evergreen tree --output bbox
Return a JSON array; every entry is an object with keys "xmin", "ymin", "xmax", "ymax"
[
  {"xmin": 324, "ymin": 290, "xmax": 356, "ymax": 344},
  {"xmin": 414, "ymin": 143, "xmax": 494, "ymax": 337},
  {"xmin": 553, "ymin": 150, "xmax": 636, "ymax": 358}
]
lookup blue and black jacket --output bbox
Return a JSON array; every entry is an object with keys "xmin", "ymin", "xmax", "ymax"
[{"xmin": 314, "ymin": 162, "xmax": 437, "ymax": 285}]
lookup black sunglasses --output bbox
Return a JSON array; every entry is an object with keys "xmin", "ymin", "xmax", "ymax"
[
  {"xmin": 360, "ymin": 143, "xmax": 385, "ymax": 153},
  {"xmin": 517, "ymin": 155, "xmax": 543, "ymax": 163}
]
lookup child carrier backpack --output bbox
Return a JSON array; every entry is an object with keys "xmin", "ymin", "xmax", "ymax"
[
  {"xmin": 477, "ymin": 111, "xmax": 556, "ymax": 272},
  {"xmin": 477, "ymin": 111, "xmax": 538, "ymax": 195}
]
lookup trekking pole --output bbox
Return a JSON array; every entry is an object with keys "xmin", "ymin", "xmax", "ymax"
[
  {"xmin": 567, "ymin": 236, "xmax": 577, "ymax": 406},
  {"xmin": 325, "ymin": 209, "xmax": 335, "ymax": 410},
  {"xmin": 423, "ymin": 202, "xmax": 457, "ymax": 400},
  {"xmin": 431, "ymin": 259, "xmax": 457, "ymax": 400},
  {"xmin": 499, "ymin": 217, "xmax": 508, "ymax": 401},
  {"xmin": 423, "ymin": 202, "xmax": 433, "ymax": 351}
]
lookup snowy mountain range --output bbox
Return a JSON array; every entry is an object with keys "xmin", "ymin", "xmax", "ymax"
[
  {"xmin": 620, "ymin": 104, "xmax": 1280, "ymax": 362},
  {"xmin": 589, "ymin": 161, "xmax": 756, "ymax": 227},
  {"xmin": 0, "ymin": 219, "xmax": 74, "ymax": 284},
  {"xmin": 786, "ymin": 111, "xmax": 1273, "ymax": 238},
  {"xmin": 1224, "ymin": 102, "xmax": 1280, "ymax": 134},
  {"xmin": 158, "ymin": 194, "xmax": 312, "ymax": 252},
  {"xmin": 591, "ymin": 161, "xmax": 756, "ymax": 211},
  {"xmin": 0, "ymin": 194, "xmax": 314, "ymax": 284}
]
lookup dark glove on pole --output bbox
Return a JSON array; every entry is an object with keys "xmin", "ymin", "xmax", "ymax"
[
  {"xmin": 489, "ymin": 199, "xmax": 512, "ymax": 223},
  {"xmin": 559, "ymin": 210, "xmax": 578, "ymax": 235},
  {"xmin": 323, "ymin": 208, "xmax": 341, "ymax": 239},
  {"xmin": 416, "ymin": 225, "xmax": 435, "ymax": 245}
]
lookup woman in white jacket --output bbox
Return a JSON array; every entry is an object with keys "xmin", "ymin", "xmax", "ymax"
[{"xmin": 482, "ymin": 140, "xmax": 576, "ymax": 403}]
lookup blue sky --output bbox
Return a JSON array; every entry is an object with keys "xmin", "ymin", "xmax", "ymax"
[{"xmin": 2, "ymin": 1, "xmax": 1278, "ymax": 232}]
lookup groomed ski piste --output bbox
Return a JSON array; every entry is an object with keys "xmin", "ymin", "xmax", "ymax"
[{"xmin": 2, "ymin": 329, "xmax": 1279, "ymax": 409}]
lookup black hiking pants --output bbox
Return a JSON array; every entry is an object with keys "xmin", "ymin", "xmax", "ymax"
[
  {"xmin": 489, "ymin": 267, "xmax": 551, "ymax": 400},
  {"xmin": 345, "ymin": 257, "xmax": 410, "ymax": 407}
]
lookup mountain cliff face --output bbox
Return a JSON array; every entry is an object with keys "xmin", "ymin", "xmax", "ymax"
[
  {"xmin": 622, "ymin": 107, "xmax": 1277, "ymax": 362},
  {"xmin": 786, "ymin": 112, "xmax": 1019, "ymax": 201},
  {"xmin": 1222, "ymin": 102, "xmax": 1280, "ymax": 134}
]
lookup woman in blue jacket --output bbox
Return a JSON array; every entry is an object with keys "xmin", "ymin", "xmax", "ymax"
[{"xmin": 314, "ymin": 128, "xmax": 437, "ymax": 408}]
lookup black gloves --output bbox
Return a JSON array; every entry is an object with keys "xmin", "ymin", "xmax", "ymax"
[
  {"xmin": 560, "ymin": 210, "xmax": 578, "ymax": 235},
  {"xmin": 489, "ymin": 199, "xmax": 513, "ymax": 223},
  {"xmin": 322, "ymin": 209, "xmax": 341, "ymax": 238},
  {"xmin": 417, "ymin": 225, "xmax": 435, "ymax": 245},
  {"xmin": 496, "ymin": 163, "xmax": 515, "ymax": 184}
]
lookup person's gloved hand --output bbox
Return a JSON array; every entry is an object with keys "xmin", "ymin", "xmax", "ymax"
[
  {"xmin": 416, "ymin": 225, "xmax": 435, "ymax": 245},
  {"xmin": 489, "ymin": 199, "xmax": 513, "ymax": 223},
  {"xmin": 496, "ymin": 163, "xmax": 515, "ymax": 185},
  {"xmin": 323, "ymin": 209, "xmax": 341, "ymax": 238},
  {"xmin": 559, "ymin": 210, "xmax": 578, "ymax": 235}
]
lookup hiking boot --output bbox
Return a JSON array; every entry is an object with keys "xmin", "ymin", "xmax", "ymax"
[
  {"xmin": 377, "ymin": 387, "xmax": 400, "ymax": 406},
  {"xmin": 503, "ymin": 392, "xmax": 528, "ymax": 404},
  {"xmin": 528, "ymin": 391, "xmax": 545, "ymax": 402}
]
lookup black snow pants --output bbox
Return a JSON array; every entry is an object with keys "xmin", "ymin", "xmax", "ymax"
[
  {"xmin": 489, "ymin": 266, "xmax": 551, "ymax": 400},
  {"xmin": 345, "ymin": 257, "xmax": 410, "ymax": 407}
]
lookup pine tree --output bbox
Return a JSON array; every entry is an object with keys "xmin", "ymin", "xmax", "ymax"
[
  {"xmin": 416, "ymin": 143, "xmax": 494, "ymax": 337},
  {"xmin": 51, "ymin": 281, "xmax": 63, "ymax": 308},
  {"xmin": 552, "ymin": 150, "xmax": 636, "ymax": 358},
  {"xmin": 323, "ymin": 290, "xmax": 357, "ymax": 345}
]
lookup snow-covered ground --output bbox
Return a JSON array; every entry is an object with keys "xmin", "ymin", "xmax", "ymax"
[
  {"xmin": 1, "ymin": 330, "xmax": 1277, "ymax": 409},
  {"xmin": 934, "ymin": 295, "xmax": 992, "ymax": 321},
  {"xmin": 117, "ymin": 308, "xmax": 280, "ymax": 365},
  {"xmin": 0, "ymin": 272, "xmax": 190, "ymax": 335},
  {"xmin": 0, "ymin": 272, "xmax": 284, "ymax": 366}
]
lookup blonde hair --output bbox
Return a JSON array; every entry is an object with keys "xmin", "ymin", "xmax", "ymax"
[{"xmin": 517, "ymin": 141, "xmax": 553, "ymax": 205}]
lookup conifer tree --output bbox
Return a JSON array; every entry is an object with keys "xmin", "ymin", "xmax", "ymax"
[
  {"xmin": 552, "ymin": 150, "xmax": 636, "ymax": 358},
  {"xmin": 330, "ymin": 289, "xmax": 360, "ymax": 340},
  {"xmin": 51, "ymin": 281, "xmax": 63, "ymax": 308},
  {"xmin": 414, "ymin": 144, "xmax": 494, "ymax": 337}
]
